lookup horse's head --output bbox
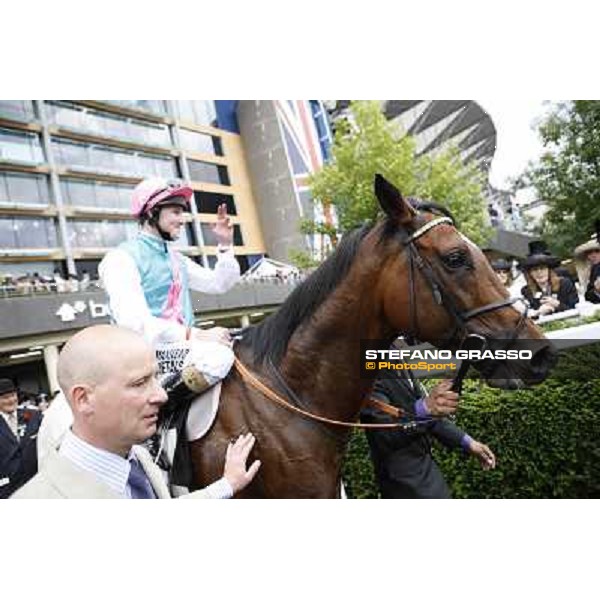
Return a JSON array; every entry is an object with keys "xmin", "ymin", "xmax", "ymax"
[{"xmin": 371, "ymin": 174, "xmax": 557, "ymax": 389}]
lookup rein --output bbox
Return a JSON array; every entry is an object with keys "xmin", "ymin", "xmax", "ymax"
[{"xmin": 234, "ymin": 357, "xmax": 430, "ymax": 430}]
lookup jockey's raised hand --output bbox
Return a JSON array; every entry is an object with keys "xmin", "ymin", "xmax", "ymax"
[{"xmin": 212, "ymin": 203, "xmax": 234, "ymax": 246}]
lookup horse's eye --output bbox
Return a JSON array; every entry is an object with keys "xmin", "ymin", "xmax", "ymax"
[{"xmin": 442, "ymin": 250, "xmax": 469, "ymax": 270}]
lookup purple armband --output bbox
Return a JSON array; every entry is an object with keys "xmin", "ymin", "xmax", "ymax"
[
  {"xmin": 461, "ymin": 434, "xmax": 473, "ymax": 452},
  {"xmin": 414, "ymin": 398, "xmax": 430, "ymax": 418}
]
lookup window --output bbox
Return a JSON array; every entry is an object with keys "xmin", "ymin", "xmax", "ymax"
[
  {"xmin": 188, "ymin": 160, "xmax": 229, "ymax": 185},
  {"xmin": 61, "ymin": 178, "xmax": 96, "ymax": 207},
  {"xmin": 173, "ymin": 101, "xmax": 216, "ymax": 126},
  {"xmin": 69, "ymin": 219, "xmax": 138, "ymax": 248},
  {"xmin": 193, "ymin": 191, "xmax": 237, "ymax": 215},
  {"xmin": 130, "ymin": 120, "xmax": 171, "ymax": 147},
  {"xmin": 60, "ymin": 178, "xmax": 134, "ymax": 211},
  {"xmin": 46, "ymin": 102, "xmax": 172, "ymax": 148},
  {"xmin": 201, "ymin": 223, "xmax": 243, "ymax": 246},
  {"xmin": 178, "ymin": 128, "xmax": 219, "ymax": 154},
  {"xmin": 52, "ymin": 138, "xmax": 90, "ymax": 168},
  {"xmin": 0, "ymin": 217, "xmax": 57, "ymax": 248},
  {"xmin": 0, "ymin": 128, "xmax": 44, "ymax": 164},
  {"xmin": 0, "ymin": 172, "xmax": 50, "ymax": 205},
  {"xmin": 104, "ymin": 100, "xmax": 168, "ymax": 115},
  {"xmin": 137, "ymin": 153, "xmax": 177, "ymax": 178},
  {"xmin": 53, "ymin": 137, "xmax": 177, "ymax": 177},
  {"xmin": 0, "ymin": 101, "xmax": 35, "ymax": 122},
  {"xmin": 45, "ymin": 102, "xmax": 85, "ymax": 130}
]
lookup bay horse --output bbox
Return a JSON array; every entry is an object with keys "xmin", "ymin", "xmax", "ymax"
[{"xmin": 190, "ymin": 174, "xmax": 556, "ymax": 498}]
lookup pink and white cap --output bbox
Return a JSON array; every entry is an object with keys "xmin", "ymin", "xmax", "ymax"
[{"xmin": 131, "ymin": 177, "xmax": 193, "ymax": 217}]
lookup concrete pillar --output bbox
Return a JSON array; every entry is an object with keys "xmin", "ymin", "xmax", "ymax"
[
  {"xmin": 240, "ymin": 314, "xmax": 250, "ymax": 328},
  {"xmin": 43, "ymin": 344, "xmax": 60, "ymax": 394}
]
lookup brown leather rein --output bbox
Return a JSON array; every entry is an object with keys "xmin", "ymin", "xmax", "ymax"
[{"xmin": 234, "ymin": 357, "xmax": 411, "ymax": 430}]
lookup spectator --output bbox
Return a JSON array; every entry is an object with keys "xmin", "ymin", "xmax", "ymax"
[
  {"xmin": 12, "ymin": 325, "xmax": 260, "ymax": 499},
  {"xmin": 80, "ymin": 270, "xmax": 91, "ymax": 291},
  {"xmin": 573, "ymin": 227, "xmax": 600, "ymax": 304},
  {"xmin": 53, "ymin": 269, "xmax": 68, "ymax": 293},
  {"xmin": 67, "ymin": 273, "xmax": 79, "ymax": 293},
  {"xmin": 519, "ymin": 241, "xmax": 578, "ymax": 318},
  {"xmin": 490, "ymin": 257, "xmax": 513, "ymax": 289},
  {"xmin": 0, "ymin": 378, "xmax": 42, "ymax": 498}
]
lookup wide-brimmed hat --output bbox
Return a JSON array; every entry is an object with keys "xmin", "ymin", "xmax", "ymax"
[
  {"xmin": 0, "ymin": 378, "xmax": 16, "ymax": 395},
  {"xmin": 519, "ymin": 241, "xmax": 560, "ymax": 270},
  {"xmin": 574, "ymin": 221, "xmax": 600, "ymax": 259},
  {"xmin": 490, "ymin": 258, "xmax": 512, "ymax": 272}
]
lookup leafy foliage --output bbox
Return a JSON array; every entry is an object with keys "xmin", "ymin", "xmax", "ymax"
[
  {"xmin": 343, "ymin": 345, "xmax": 600, "ymax": 498},
  {"xmin": 519, "ymin": 101, "xmax": 600, "ymax": 256},
  {"xmin": 308, "ymin": 101, "xmax": 490, "ymax": 244}
]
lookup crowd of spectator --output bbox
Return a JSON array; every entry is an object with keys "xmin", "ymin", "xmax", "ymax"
[{"xmin": 0, "ymin": 269, "xmax": 98, "ymax": 296}]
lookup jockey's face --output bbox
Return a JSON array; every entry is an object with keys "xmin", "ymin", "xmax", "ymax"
[{"xmin": 157, "ymin": 204, "xmax": 186, "ymax": 240}]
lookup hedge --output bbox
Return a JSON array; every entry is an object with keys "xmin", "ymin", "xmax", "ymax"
[{"xmin": 342, "ymin": 344, "xmax": 600, "ymax": 499}]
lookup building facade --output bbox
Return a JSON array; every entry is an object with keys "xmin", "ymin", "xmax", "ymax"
[{"xmin": 0, "ymin": 99, "xmax": 332, "ymax": 394}]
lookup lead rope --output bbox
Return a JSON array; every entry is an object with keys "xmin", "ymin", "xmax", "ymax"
[{"xmin": 233, "ymin": 357, "xmax": 428, "ymax": 430}]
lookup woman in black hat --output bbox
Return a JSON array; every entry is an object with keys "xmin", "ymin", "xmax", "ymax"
[
  {"xmin": 490, "ymin": 257, "xmax": 514, "ymax": 289},
  {"xmin": 519, "ymin": 241, "xmax": 579, "ymax": 318}
]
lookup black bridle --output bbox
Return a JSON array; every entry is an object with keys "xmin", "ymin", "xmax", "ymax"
[{"xmin": 401, "ymin": 215, "xmax": 528, "ymax": 349}]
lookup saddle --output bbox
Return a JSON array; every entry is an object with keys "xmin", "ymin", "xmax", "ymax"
[{"xmin": 154, "ymin": 367, "xmax": 223, "ymax": 496}]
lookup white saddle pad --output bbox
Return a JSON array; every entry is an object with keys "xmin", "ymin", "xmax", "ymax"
[{"xmin": 185, "ymin": 381, "xmax": 222, "ymax": 442}]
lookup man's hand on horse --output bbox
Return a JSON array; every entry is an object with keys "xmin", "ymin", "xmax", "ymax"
[
  {"xmin": 193, "ymin": 326, "xmax": 232, "ymax": 347},
  {"xmin": 223, "ymin": 433, "xmax": 261, "ymax": 494},
  {"xmin": 212, "ymin": 203, "xmax": 234, "ymax": 246},
  {"xmin": 424, "ymin": 379, "xmax": 459, "ymax": 416}
]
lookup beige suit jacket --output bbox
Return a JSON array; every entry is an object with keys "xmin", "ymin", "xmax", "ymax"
[{"xmin": 11, "ymin": 445, "xmax": 214, "ymax": 500}]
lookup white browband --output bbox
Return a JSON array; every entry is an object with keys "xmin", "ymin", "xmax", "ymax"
[{"xmin": 405, "ymin": 216, "xmax": 453, "ymax": 243}]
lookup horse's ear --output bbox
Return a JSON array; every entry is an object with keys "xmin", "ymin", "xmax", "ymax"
[{"xmin": 374, "ymin": 174, "xmax": 415, "ymax": 225}]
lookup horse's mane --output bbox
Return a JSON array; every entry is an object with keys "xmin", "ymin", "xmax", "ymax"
[
  {"xmin": 239, "ymin": 200, "xmax": 456, "ymax": 367},
  {"xmin": 239, "ymin": 223, "xmax": 372, "ymax": 366}
]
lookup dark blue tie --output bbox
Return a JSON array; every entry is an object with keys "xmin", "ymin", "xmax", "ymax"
[{"xmin": 128, "ymin": 458, "xmax": 156, "ymax": 499}]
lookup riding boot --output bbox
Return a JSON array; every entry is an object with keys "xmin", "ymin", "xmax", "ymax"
[{"xmin": 161, "ymin": 364, "xmax": 212, "ymax": 414}]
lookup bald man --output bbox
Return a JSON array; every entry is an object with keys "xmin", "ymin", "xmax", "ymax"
[{"xmin": 12, "ymin": 325, "xmax": 260, "ymax": 499}]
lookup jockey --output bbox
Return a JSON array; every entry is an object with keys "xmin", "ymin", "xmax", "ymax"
[
  {"xmin": 37, "ymin": 178, "xmax": 240, "ymax": 491},
  {"xmin": 98, "ymin": 177, "xmax": 240, "ymax": 389}
]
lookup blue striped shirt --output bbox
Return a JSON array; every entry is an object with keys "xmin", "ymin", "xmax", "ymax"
[{"xmin": 59, "ymin": 430, "xmax": 140, "ymax": 498}]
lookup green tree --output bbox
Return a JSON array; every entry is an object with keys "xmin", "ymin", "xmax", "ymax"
[
  {"xmin": 519, "ymin": 101, "xmax": 600, "ymax": 256},
  {"xmin": 308, "ymin": 101, "xmax": 490, "ymax": 246}
]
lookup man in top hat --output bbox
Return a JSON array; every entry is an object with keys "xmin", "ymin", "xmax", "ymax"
[
  {"xmin": 0, "ymin": 378, "xmax": 43, "ymax": 498},
  {"xmin": 573, "ymin": 222, "xmax": 600, "ymax": 304},
  {"xmin": 519, "ymin": 241, "xmax": 578, "ymax": 318}
]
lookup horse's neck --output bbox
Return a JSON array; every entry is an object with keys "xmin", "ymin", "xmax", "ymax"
[{"xmin": 281, "ymin": 277, "xmax": 387, "ymax": 422}]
